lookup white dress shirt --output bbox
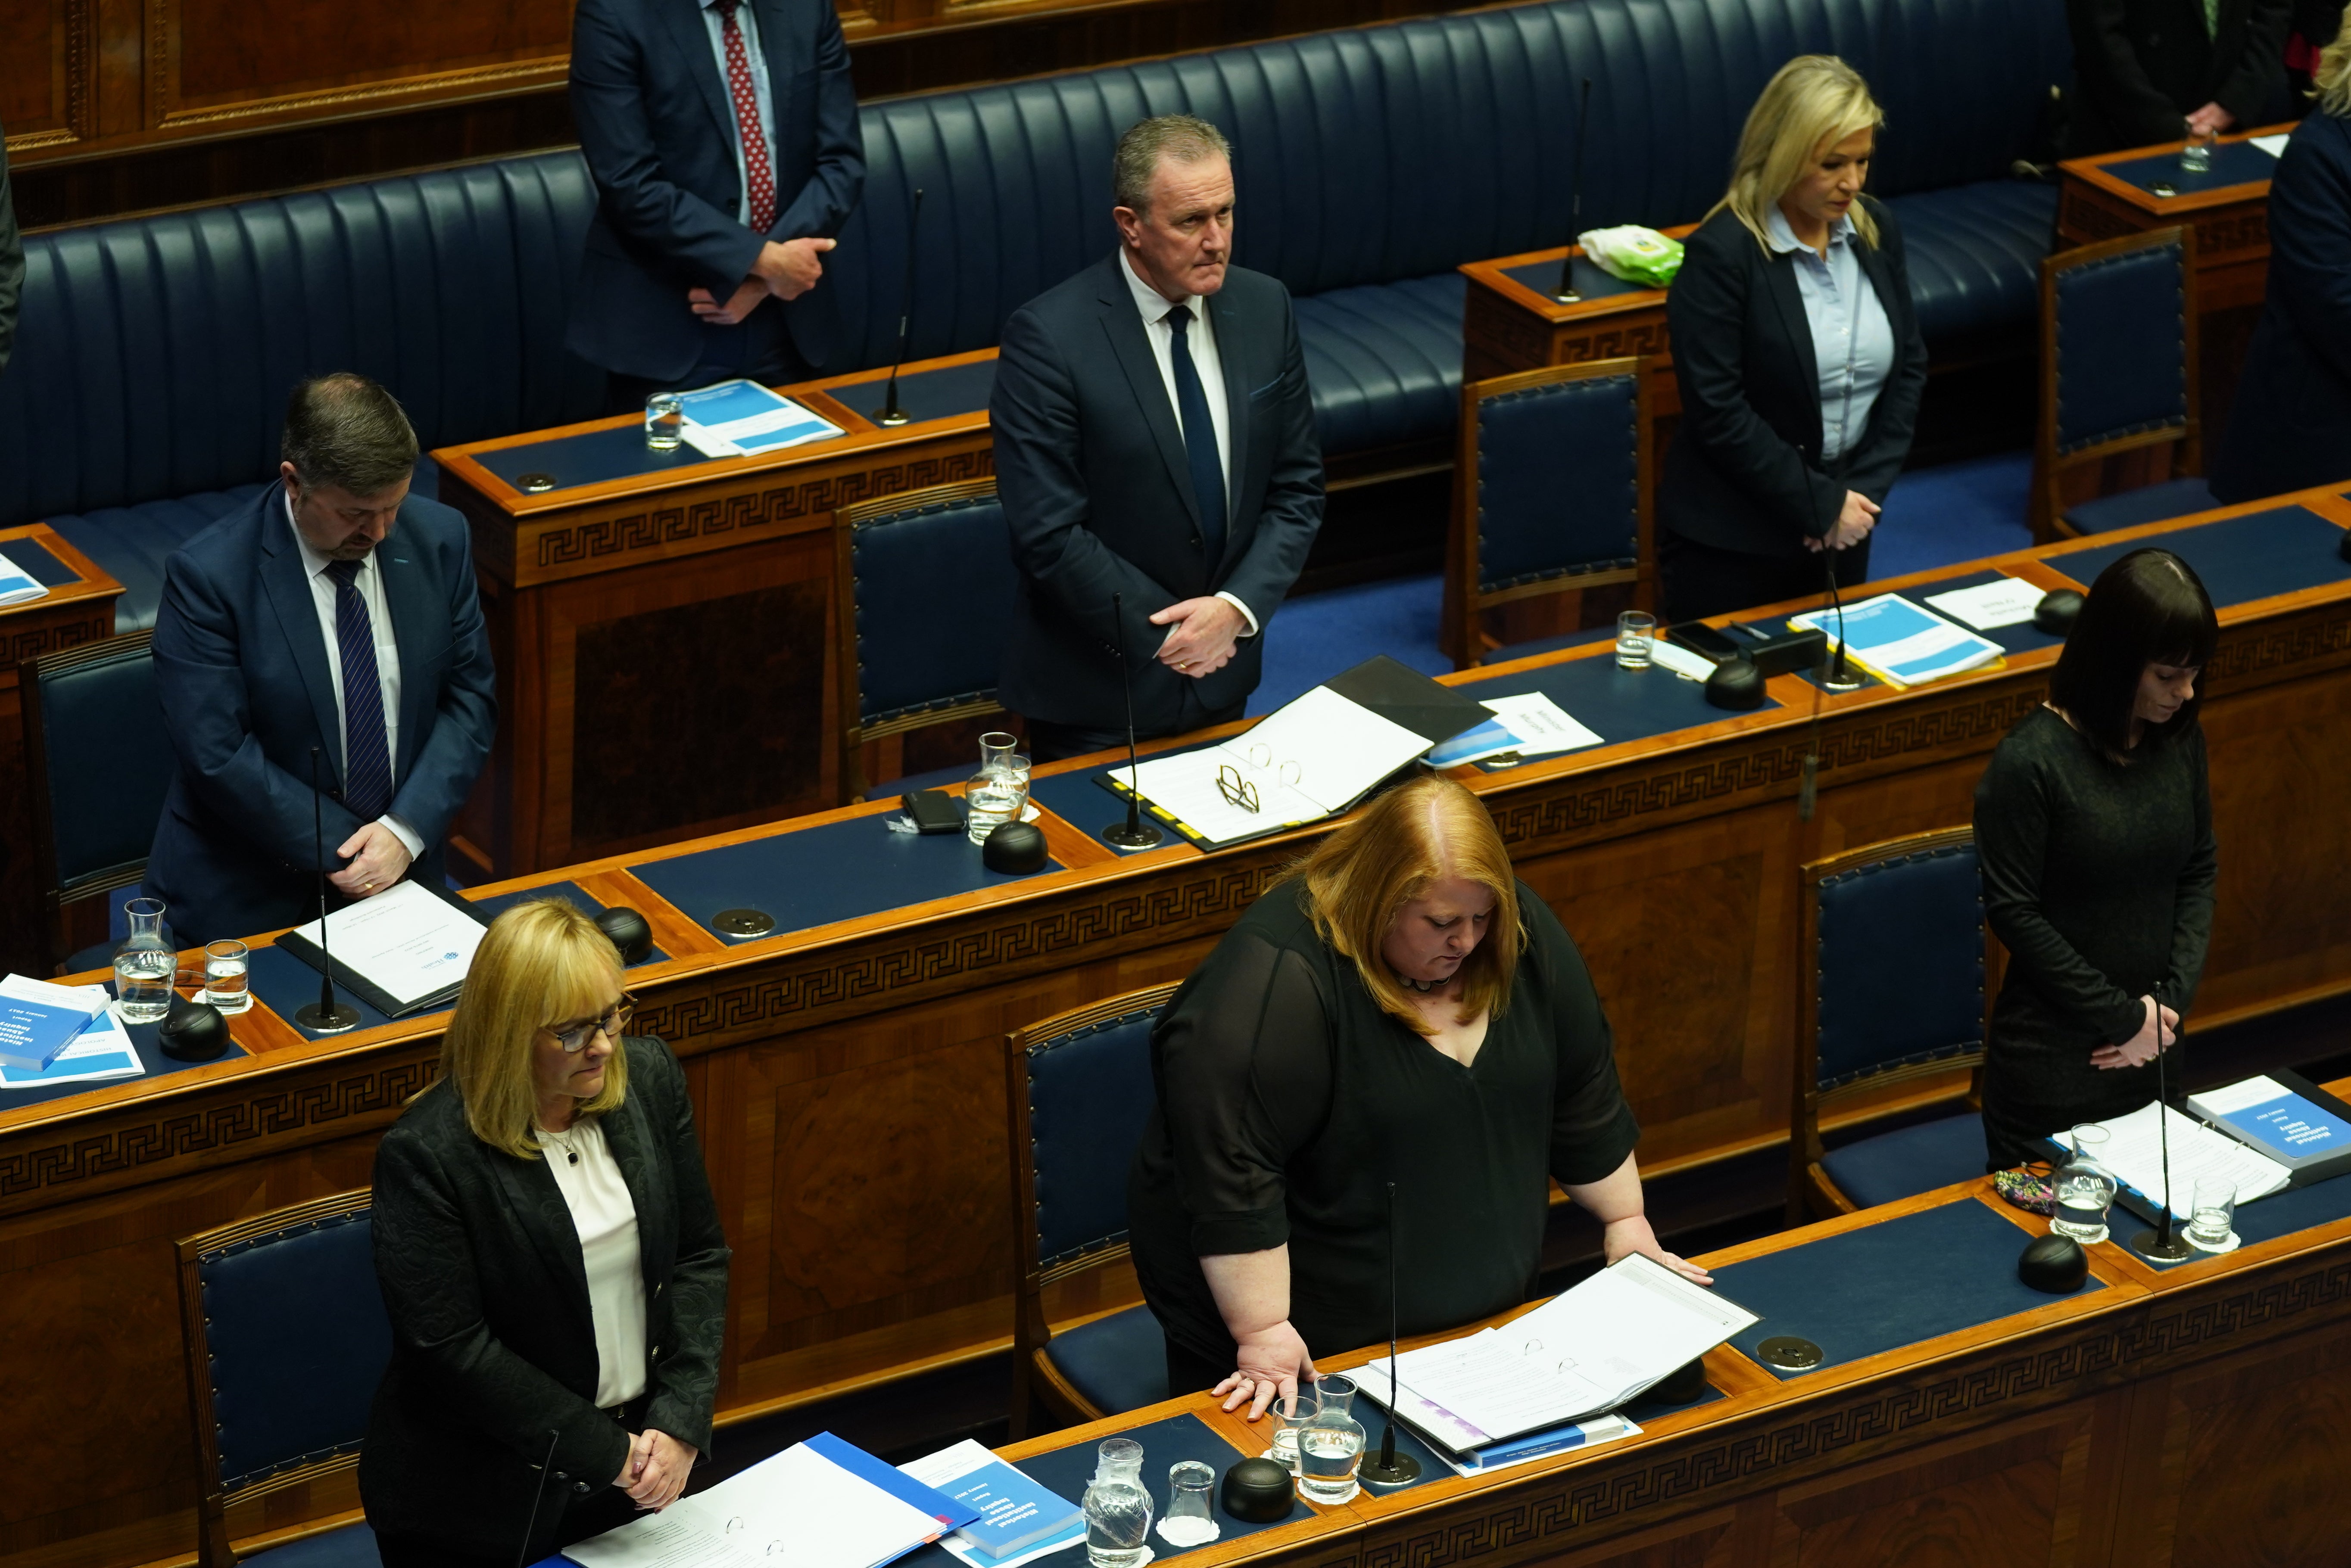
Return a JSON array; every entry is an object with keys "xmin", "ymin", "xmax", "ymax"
[
  {"xmin": 284, "ymin": 492, "xmax": 422, "ymax": 858},
  {"xmin": 698, "ymin": 0, "xmax": 781, "ymax": 232},
  {"xmin": 1764, "ymin": 205, "xmax": 1897, "ymax": 465},
  {"xmin": 1118, "ymin": 248, "xmax": 1260, "ymax": 635},
  {"xmin": 537, "ymin": 1117, "xmax": 651, "ymax": 1409}
]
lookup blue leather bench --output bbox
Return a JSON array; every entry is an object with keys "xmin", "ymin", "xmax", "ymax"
[{"xmin": 3, "ymin": 0, "xmax": 2068, "ymax": 631}]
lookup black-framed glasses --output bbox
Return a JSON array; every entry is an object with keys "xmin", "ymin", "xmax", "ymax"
[
  {"xmin": 549, "ymin": 995, "xmax": 634, "ymax": 1054},
  {"xmin": 1216, "ymin": 764, "xmax": 1261, "ymax": 813}
]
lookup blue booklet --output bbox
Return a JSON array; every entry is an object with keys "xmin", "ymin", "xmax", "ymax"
[
  {"xmin": 0, "ymin": 975, "xmax": 106, "ymax": 1071},
  {"xmin": 0, "ymin": 549, "xmax": 47, "ymax": 607},
  {"xmin": 2189, "ymin": 1072, "xmax": 2351, "ymax": 1178},
  {"xmin": 0, "ymin": 993, "xmax": 143, "ymax": 1088},
  {"xmin": 938, "ymin": 1457, "xmax": 1082, "ymax": 1559},
  {"xmin": 1789, "ymin": 593, "xmax": 2004, "ymax": 688}
]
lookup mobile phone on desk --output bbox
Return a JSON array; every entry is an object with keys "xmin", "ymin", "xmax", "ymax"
[{"xmin": 1668, "ymin": 623, "xmax": 1744, "ymax": 662}]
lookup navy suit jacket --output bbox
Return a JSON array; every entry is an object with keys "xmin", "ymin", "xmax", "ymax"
[
  {"xmin": 2212, "ymin": 111, "xmax": 2351, "ymax": 502},
  {"xmin": 990, "ymin": 255, "xmax": 1324, "ymax": 735},
  {"xmin": 2061, "ymin": 0, "xmax": 2290, "ymax": 156},
  {"xmin": 147, "ymin": 486, "xmax": 497, "ymax": 944},
  {"xmin": 566, "ymin": 0, "xmax": 864, "ymax": 381}
]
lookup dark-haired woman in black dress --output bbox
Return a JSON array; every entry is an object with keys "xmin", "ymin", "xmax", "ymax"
[{"xmin": 1972, "ymin": 548, "xmax": 2220, "ymax": 1169}]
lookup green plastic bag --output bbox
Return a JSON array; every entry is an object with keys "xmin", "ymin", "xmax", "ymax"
[{"xmin": 1576, "ymin": 226, "xmax": 1685, "ymax": 288}]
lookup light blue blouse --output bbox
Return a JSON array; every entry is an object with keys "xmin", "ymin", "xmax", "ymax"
[{"xmin": 1765, "ymin": 205, "xmax": 1897, "ymax": 465}]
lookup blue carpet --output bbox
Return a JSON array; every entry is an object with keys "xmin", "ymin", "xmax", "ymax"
[
  {"xmin": 1251, "ymin": 573, "xmax": 1450, "ymax": 716},
  {"xmin": 1871, "ymin": 452, "xmax": 2034, "ymax": 581}
]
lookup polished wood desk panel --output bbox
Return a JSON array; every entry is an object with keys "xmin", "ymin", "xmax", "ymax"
[
  {"xmin": 8, "ymin": 489, "xmax": 2351, "ymax": 1568},
  {"xmin": 1459, "ymin": 239, "xmax": 1679, "ymax": 402},
  {"xmin": 432, "ymin": 350, "xmax": 997, "ymax": 879}
]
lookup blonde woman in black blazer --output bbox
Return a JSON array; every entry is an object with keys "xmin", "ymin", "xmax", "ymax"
[
  {"xmin": 361, "ymin": 899, "xmax": 730, "ymax": 1568},
  {"xmin": 1659, "ymin": 56, "xmax": 1929, "ymax": 625}
]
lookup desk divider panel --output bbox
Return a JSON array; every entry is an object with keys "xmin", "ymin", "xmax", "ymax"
[
  {"xmin": 2050, "ymin": 506, "xmax": 2351, "ymax": 607},
  {"xmin": 629, "ymin": 812, "xmax": 1058, "ymax": 943},
  {"xmin": 1709, "ymin": 1197, "xmax": 2104, "ymax": 1379}
]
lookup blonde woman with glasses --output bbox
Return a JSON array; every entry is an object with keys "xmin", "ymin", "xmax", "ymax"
[
  {"xmin": 1658, "ymin": 56, "xmax": 1929, "ymax": 624},
  {"xmin": 360, "ymin": 899, "xmax": 729, "ymax": 1568}
]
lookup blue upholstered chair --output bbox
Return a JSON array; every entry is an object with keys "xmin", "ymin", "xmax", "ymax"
[
  {"xmin": 835, "ymin": 480, "xmax": 1021, "ymax": 800},
  {"xmin": 2036, "ymin": 227, "xmax": 2214, "ymax": 541},
  {"xmin": 1007, "ymin": 983, "xmax": 1178, "ymax": 1437},
  {"xmin": 1441, "ymin": 358, "xmax": 1652, "ymax": 669},
  {"xmin": 1791, "ymin": 828, "xmax": 1991, "ymax": 1221},
  {"xmin": 19, "ymin": 632, "xmax": 172, "ymax": 974},
  {"xmin": 175, "ymin": 1191, "xmax": 387, "ymax": 1567}
]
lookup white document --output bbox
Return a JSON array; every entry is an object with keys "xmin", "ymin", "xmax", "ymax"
[
  {"xmin": 1649, "ymin": 640, "xmax": 1716, "ymax": 682},
  {"xmin": 567, "ymin": 1442, "xmax": 948, "ymax": 1568},
  {"xmin": 1125, "ymin": 748, "xmax": 1327, "ymax": 843},
  {"xmin": 2071, "ymin": 1101, "xmax": 2292, "ymax": 1220},
  {"xmin": 0, "ymin": 985, "xmax": 146, "ymax": 1089},
  {"xmin": 1478, "ymin": 693, "xmax": 1604, "ymax": 756},
  {"xmin": 1926, "ymin": 577, "xmax": 2044, "ymax": 632},
  {"xmin": 287, "ymin": 881, "xmax": 484, "ymax": 1011},
  {"xmin": 0, "ymin": 553, "xmax": 46, "ymax": 607},
  {"xmin": 2251, "ymin": 132, "xmax": 2290, "ymax": 157}
]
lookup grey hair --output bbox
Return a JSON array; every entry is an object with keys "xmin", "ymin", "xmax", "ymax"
[
  {"xmin": 1112, "ymin": 115, "xmax": 1234, "ymax": 215},
  {"xmin": 281, "ymin": 373, "xmax": 419, "ymax": 497}
]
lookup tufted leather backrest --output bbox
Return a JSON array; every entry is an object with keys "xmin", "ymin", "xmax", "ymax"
[
  {"xmin": 1814, "ymin": 840, "xmax": 1983, "ymax": 1091},
  {"xmin": 1026, "ymin": 1002, "xmax": 1165, "ymax": 1267},
  {"xmin": 197, "ymin": 1205, "xmax": 390, "ymax": 1493},
  {"xmin": 25, "ymin": 631, "xmax": 169, "ymax": 897},
  {"xmin": 2052, "ymin": 239, "xmax": 2191, "ymax": 454},
  {"xmin": 826, "ymin": 0, "xmax": 2068, "ymax": 367},
  {"xmin": 0, "ymin": 153, "xmax": 608, "ymax": 528},
  {"xmin": 850, "ymin": 488, "xmax": 1019, "ymax": 726},
  {"xmin": 1476, "ymin": 368, "xmax": 1640, "ymax": 589}
]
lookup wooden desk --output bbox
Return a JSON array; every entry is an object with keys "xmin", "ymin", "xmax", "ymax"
[
  {"xmin": 8, "ymin": 488, "xmax": 2351, "ymax": 1568},
  {"xmin": 1459, "ymin": 239, "xmax": 1680, "ymax": 415},
  {"xmin": 431, "ymin": 349, "xmax": 998, "ymax": 880},
  {"xmin": 0, "ymin": 524, "xmax": 125, "ymax": 971},
  {"xmin": 2058, "ymin": 125, "xmax": 2286, "ymax": 455}
]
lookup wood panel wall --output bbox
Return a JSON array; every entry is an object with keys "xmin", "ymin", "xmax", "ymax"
[{"xmin": 4, "ymin": 0, "xmax": 1488, "ymax": 229}]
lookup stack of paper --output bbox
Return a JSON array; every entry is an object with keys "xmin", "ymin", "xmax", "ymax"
[
  {"xmin": 0, "ymin": 984, "xmax": 145, "ymax": 1089},
  {"xmin": 566, "ymin": 1432, "xmax": 974, "ymax": 1568},
  {"xmin": 1790, "ymin": 593, "xmax": 2005, "ymax": 688},
  {"xmin": 2060, "ymin": 1101, "xmax": 2293, "ymax": 1222},
  {"xmin": 676, "ymin": 380, "xmax": 846, "ymax": 457},
  {"xmin": 0, "ymin": 974, "xmax": 109, "ymax": 1071},
  {"xmin": 1119, "ymin": 686, "xmax": 1432, "ymax": 846},
  {"xmin": 1428, "ymin": 693, "xmax": 1603, "ymax": 769},
  {"xmin": 1924, "ymin": 577, "xmax": 2044, "ymax": 632},
  {"xmin": 898, "ymin": 1439, "xmax": 1084, "ymax": 1567},
  {"xmin": 1360, "ymin": 1254, "xmax": 1755, "ymax": 1472},
  {"xmin": 0, "ymin": 550, "xmax": 48, "ymax": 607}
]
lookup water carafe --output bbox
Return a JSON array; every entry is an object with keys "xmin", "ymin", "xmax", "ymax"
[{"xmin": 1081, "ymin": 1437, "xmax": 1153, "ymax": 1568}]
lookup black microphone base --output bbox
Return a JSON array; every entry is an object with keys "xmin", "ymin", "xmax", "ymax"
[
  {"xmin": 1553, "ymin": 289, "xmax": 1583, "ymax": 305},
  {"xmin": 1821, "ymin": 662, "xmax": 1865, "ymax": 693},
  {"xmin": 295, "ymin": 1000, "xmax": 361, "ymax": 1033},
  {"xmin": 2132, "ymin": 1226, "xmax": 2195, "ymax": 1263},
  {"xmin": 1104, "ymin": 820, "xmax": 1164, "ymax": 850},
  {"xmin": 1361, "ymin": 1446, "xmax": 1422, "ymax": 1486},
  {"xmin": 869, "ymin": 406, "xmax": 911, "ymax": 427}
]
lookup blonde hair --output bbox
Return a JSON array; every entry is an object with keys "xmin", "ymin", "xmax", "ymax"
[
  {"xmin": 1297, "ymin": 775, "xmax": 1525, "ymax": 1036},
  {"xmin": 436, "ymin": 899, "xmax": 629, "ymax": 1158},
  {"xmin": 2318, "ymin": 19, "xmax": 2351, "ymax": 117},
  {"xmin": 1710, "ymin": 56, "xmax": 1886, "ymax": 252}
]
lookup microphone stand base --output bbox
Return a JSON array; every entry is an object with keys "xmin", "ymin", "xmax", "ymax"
[
  {"xmin": 1360, "ymin": 1451, "xmax": 1423, "ymax": 1486},
  {"xmin": 1552, "ymin": 290, "xmax": 1583, "ymax": 305},
  {"xmin": 1821, "ymin": 666, "xmax": 1866, "ymax": 693},
  {"xmin": 1103, "ymin": 821, "xmax": 1165, "ymax": 850},
  {"xmin": 295, "ymin": 1002, "xmax": 361, "ymax": 1034},
  {"xmin": 2132, "ymin": 1227, "xmax": 2195, "ymax": 1263},
  {"xmin": 869, "ymin": 408, "xmax": 912, "ymax": 427}
]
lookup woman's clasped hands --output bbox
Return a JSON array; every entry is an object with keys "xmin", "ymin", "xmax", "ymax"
[{"xmin": 614, "ymin": 1428, "xmax": 695, "ymax": 1511}]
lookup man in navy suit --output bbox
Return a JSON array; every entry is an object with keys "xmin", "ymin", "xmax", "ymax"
[
  {"xmin": 149, "ymin": 375, "xmax": 496, "ymax": 945},
  {"xmin": 567, "ymin": 0, "xmax": 864, "ymax": 406},
  {"xmin": 990, "ymin": 116, "xmax": 1324, "ymax": 759}
]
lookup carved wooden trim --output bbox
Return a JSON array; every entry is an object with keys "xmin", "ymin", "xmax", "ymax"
[
  {"xmin": 4, "ymin": 609, "xmax": 111, "ymax": 669},
  {"xmin": 2191, "ymin": 210, "xmax": 2269, "ymax": 261},
  {"xmin": 0, "ymin": 0, "xmax": 92, "ymax": 153}
]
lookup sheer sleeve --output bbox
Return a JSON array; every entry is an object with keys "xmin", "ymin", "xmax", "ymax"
[
  {"xmin": 1521, "ymin": 890, "xmax": 1642, "ymax": 1185},
  {"xmin": 1153, "ymin": 928, "xmax": 1338, "ymax": 1258}
]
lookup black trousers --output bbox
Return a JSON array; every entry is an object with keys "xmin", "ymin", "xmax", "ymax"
[
  {"xmin": 374, "ymin": 1486, "xmax": 636, "ymax": 1568},
  {"xmin": 602, "ymin": 305, "xmax": 813, "ymax": 416},
  {"xmin": 1029, "ymin": 700, "xmax": 1247, "ymax": 764},
  {"xmin": 1659, "ymin": 530, "xmax": 1872, "ymax": 626}
]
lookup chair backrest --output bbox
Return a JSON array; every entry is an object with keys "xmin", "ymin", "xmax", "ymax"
[
  {"xmin": 175, "ymin": 1190, "xmax": 388, "ymax": 1567},
  {"xmin": 20, "ymin": 632, "xmax": 171, "ymax": 966},
  {"xmin": 2036, "ymin": 227, "xmax": 2202, "ymax": 531},
  {"xmin": 1443, "ymin": 357, "xmax": 1651, "ymax": 666}
]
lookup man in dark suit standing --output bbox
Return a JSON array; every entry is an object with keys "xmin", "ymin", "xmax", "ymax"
[
  {"xmin": 567, "ymin": 0, "xmax": 864, "ymax": 408},
  {"xmin": 991, "ymin": 115, "xmax": 1324, "ymax": 760},
  {"xmin": 2064, "ymin": 0, "xmax": 2292, "ymax": 155},
  {"xmin": 149, "ymin": 375, "xmax": 496, "ymax": 945}
]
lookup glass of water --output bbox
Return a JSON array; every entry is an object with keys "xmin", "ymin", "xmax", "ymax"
[
  {"xmin": 2179, "ymin": 128, "xmax": 2215, "ymax": 174},
  {"xmin": 1616, "ymin": 610, "xmax": 1657, "ymax": 670},
  {"xmin": 644, "ymin": 392, "xmax": 686, "ymax": 451},
  {"xmin": 203, "ymin": 939, "xmax": 251, "ymax": 1014},
  {"xmin": 2051, "ymin": 1123, "xmax": 2117, "ymax": 1245},
  {"xmin": 113, "ymin": 946, "xmax": 176, "ymax": 1024},
  {"xmin": 1156, "ymin": 1461, "xmax": 1219, "ymax": 1547},
  {"xmin": 2187, "ymin": 1175, "xmax": 2239, "ymax": 1253},
  {"xmin": 965, "ymin": 756, "xmax": 1032, "ymax": 844},
  {"xmin": 1269, "ymin": 1378, "xmax": 1318, "ymax": 1474},
  {"xmin": 1298, "ymin": 1372, "xmax": 1366, "ymax": 1503}
]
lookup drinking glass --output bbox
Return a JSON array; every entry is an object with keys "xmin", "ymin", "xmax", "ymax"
[
  {"xmin": 2187, "ymin": 1175, "xmax": 2239, "ymax": 1253},
  {"xmin": 203, "ymin": 939, "xmax": 251, "ymax": 1014},
  {"xmin": 1157, "ymin": 1460, "xmax": 1220, "ymax": 1547},
  {"xmin": 967, "ymin": 734, "xmax": 1032, "ymax": 843},
  {"xmin": 644, "ymin": 392, "xmax": 686, "ymax": 451},
  {"xmin": 1615, "ymin": 611, "xmax": 1657, "ymax": 671},
  {"xmin": 2179, "ymin": 128, "xmax": 2215, "ymax": 174},
  {"xmin": 2051, "ymin": 1123, "xmax": 2117, "ymax": 1245},
  {"xmin": 1269, "ymin": 1379, "xmax": 1318, "ymax": 1474}
]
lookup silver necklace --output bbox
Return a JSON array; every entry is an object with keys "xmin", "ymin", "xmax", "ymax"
[{"xmin": 540, "ymin": 1122, "xmax": 582, "ymax": 1166}]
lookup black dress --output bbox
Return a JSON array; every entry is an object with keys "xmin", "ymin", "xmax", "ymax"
[
  {"xmin": 1126, "ymin": 878, "xmax": 1641, "ymax": 1376},
  {"xmin": 1972, "ymin": 707, "xmax": 2218, "ymax": 1169}
]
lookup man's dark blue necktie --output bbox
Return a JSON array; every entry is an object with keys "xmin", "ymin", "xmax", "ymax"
[
  {"xmin": 1166, "ymin": 305, "xmax": 1228, "ymax": 563},
  {"xmin": 325, "ymin": 559, "xmax": 394, "ymax": 823}
]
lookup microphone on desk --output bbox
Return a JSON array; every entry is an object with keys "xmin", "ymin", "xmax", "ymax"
[
  {"xmin": 1821, "ymin": 543, "xmax": 1861, "ymax": 693},
  {"xmin": 293, "ymin": 747, "xmax": 359, "ymax": 1034},
  {"xmin": 1102, "ymin": 590, "xmax": 1164, "ymax": 850},
  {"xmin": 2133, "ymin": 980, "xmax": 2194, "ymax": 1262},
  {"xmin": 1360, "ymin": 1180, "xmax": 1422, "ymax": 1485},
  {"xmin": 514, "ymin": 1429, "xmax": 561, "ymax": 1568},
  {"xmin": 1555, "ymin": 78, "xmax": 1595, "ymax": 304},
  {"xmin": 871, "ymin": 187, "xmax": 926, "ymax": 427}
]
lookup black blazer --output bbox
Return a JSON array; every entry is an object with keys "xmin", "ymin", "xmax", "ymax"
[
  {"xmin": 359, "ymin": 1036, "xmax": 730, "ymax": 1562},
  {"xmin": 2061, "ymin": 0, "xmax": 2291, "ymax": 156},
  {"xmin": 1659, "ymin": 199, "xmax": 1929, "ymax": 558},
  {"xmin": 566, "ymin": 0, "xmax": 865, "ymax": 380},
  {"xmin": 989, "ymin": 254, "xmax": 1324, "ymax": 735},
  {"xmin": 2213, "ymin": 111, "xmax": 2351, "ymax": 500}
]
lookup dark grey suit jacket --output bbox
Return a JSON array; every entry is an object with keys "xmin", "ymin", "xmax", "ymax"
[
  {"xmin": 990, "ymin": 254, "xmax": 1324, "ymax": 735},
  {"xmin": 360, "ymin": 1036, "xmax": 730, "ymax": 1561}
]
